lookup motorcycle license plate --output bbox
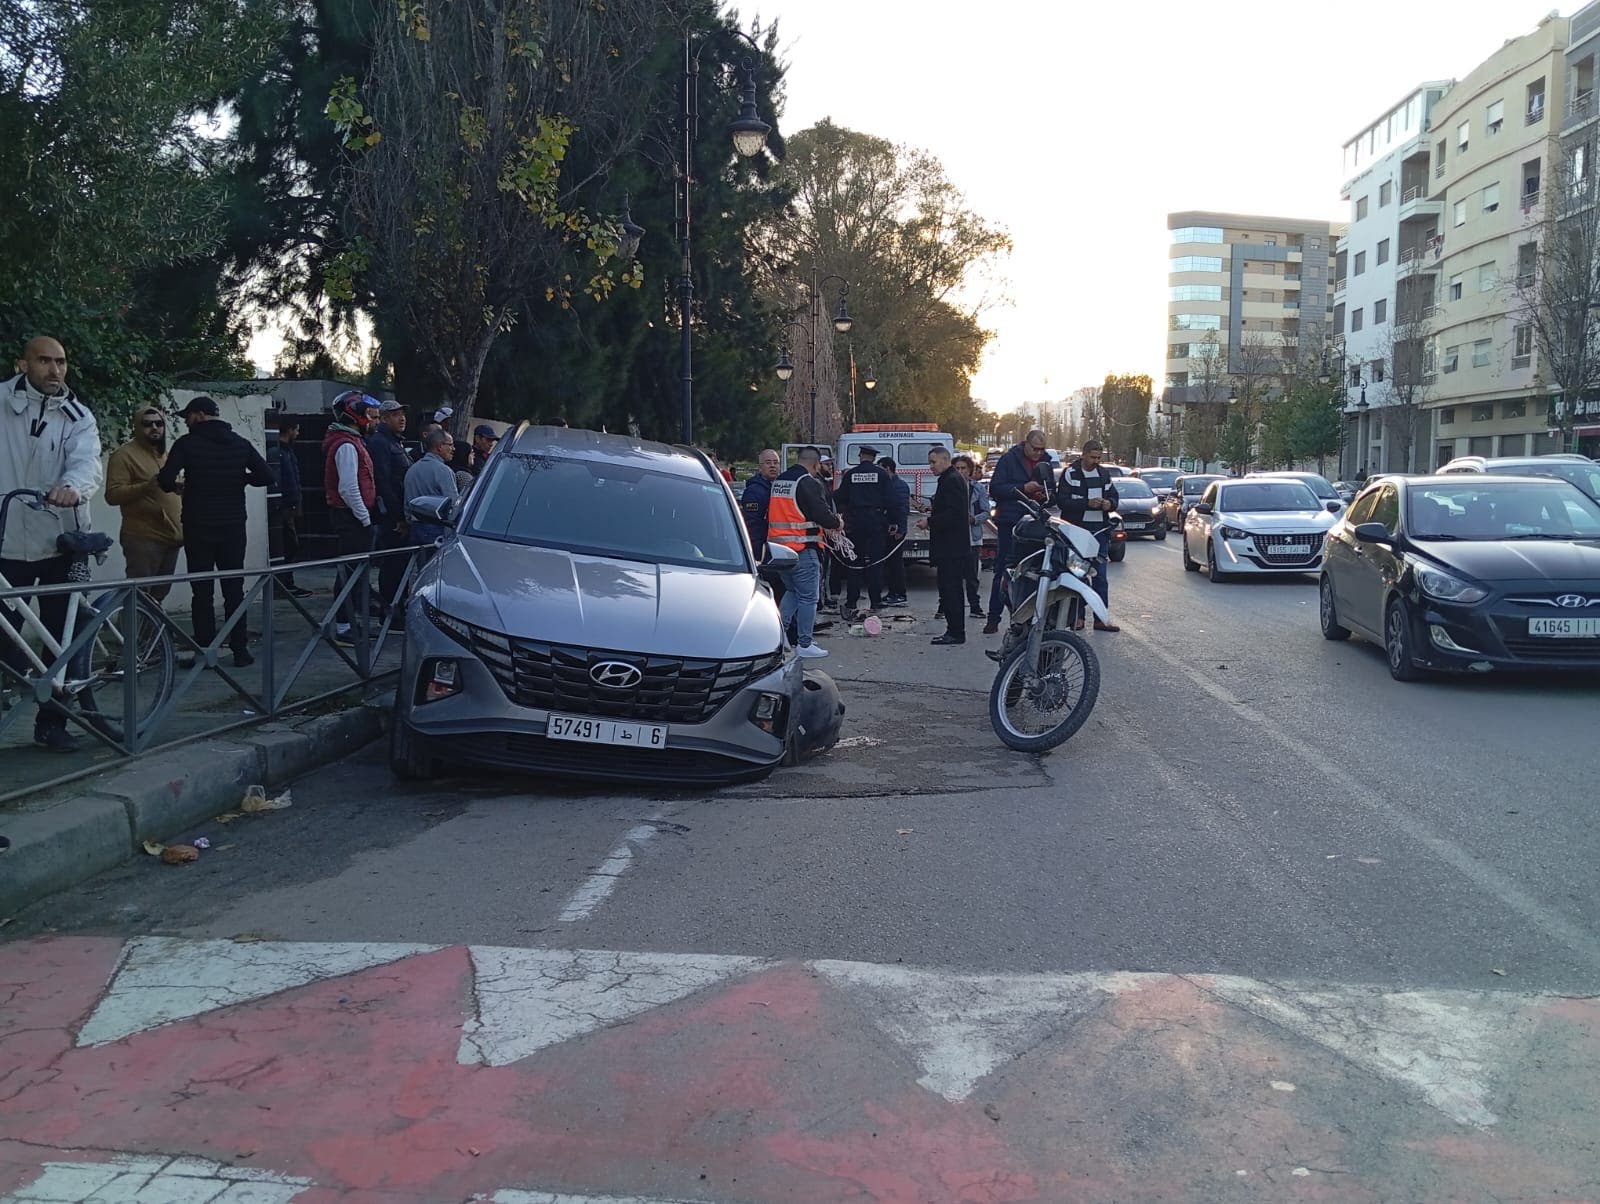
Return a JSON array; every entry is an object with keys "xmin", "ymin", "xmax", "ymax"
[{"xmin": 547, "ymin": 713, "xmax": 668, "ymax": 749}]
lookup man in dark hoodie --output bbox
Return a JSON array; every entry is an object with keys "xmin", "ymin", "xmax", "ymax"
[
  {"xmin": 982, "ymin": 429, "xmax": 1056, "ymax": 633},
  {"xmin": 158, "ymin": 396, "xmax": 274, "ymax": 668}
]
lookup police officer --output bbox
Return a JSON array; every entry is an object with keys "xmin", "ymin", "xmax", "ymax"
[{"xmin": 833, "ymin": 445, "xmax": 892, "ymax": 616}]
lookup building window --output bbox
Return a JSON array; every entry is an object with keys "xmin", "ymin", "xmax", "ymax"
[
  {"xmin": 1374, "ymin": 299, "xmax": 1388, "ymax": 324},
  {"xmin": 1517, "ymin": 241, "xmax": 1537, "ymax": 286},
  {"xmin": 1166, "ymin": 372, "xmax": 1189, "ymax": 388},
  {"xmin": 1449, "ymin": 274, "xmax": 1464, "ymax": 302},
  {"xmin": 1502, "ymin": 433, "xmax": 1527, "ymax": 454},
  {"xmin": 1354, "ymin": 251, "xmax": 1366, "ymax": 276},
  {"xmin": 1376, "ymin": 238, "xmax": 1390, "ymax": 265},
  {"xmin": 1350, "ymin": 365, "xmax": 1362, "ymax": 387},
  {"xmin": 1170, "ymin": 284, "xmax": 1223, "ymax": 302},
  {"xmin": 1310, "ymin": 238, "xmax": 1322, "ymax": 250},
  {"xmin": 1513, "ymin": 324, "xmax": 1533, "ymax": 368},
  {"xmin": 1523, "ymin": 159, "xmax": 1541, "ymax": 201},
  {"xmin": 1574, "ymin": 143, "xmax": 1591, "ymax": 183},
  {"xmin": 1457, "ymin": 120, "xmax": 1470, "ymax": 153},
  {"xmin": 1380, "ymin": 181, "xmax": 1393, "ymax": 207},
  {"xmin": 1169, "ymin": 343, "xmax": 1190, "ymax": 360},
  {"xmin": 1356, "ymin": 196, "xmax": 1369, "ymax": 220},
  {"xmin": 1352, "ymin": 308, "xmax": 1364, "ymax": 332},
  {"xmin": 1264, "ymin": 236, "xmax": 1277, "ymax": 246},
  {"xmin": 1171, "ymin": 226, "xmax": 1224, "ymax": 244},
  {"xmin": 1482, "ymin": 182, "xmax": 1500, "ymax": 213},
  {"xmin": 1443, "ymin": 346, "xmax": 1460, "ymax": 373},
  {"xmin": 1371, "ymin": 358, "xmax": 1386, "ymax": 382},
  {"xmin": 1170, "ymin": 314, "xmax": 1222, "ymax": 331},
  {"xmin": 1441, "ymin": 407, "xmax": 1456, "ymax": 425},
  {"xmin": 1487, "ymin": 99, "xmax": 1505, "ymax": 135},
  {"xmin": 1472, "ymin": 401, "xmax": 1494, "ymax": 420},
  {"xmin": 1478, "ymin": 262, "xmax": 1498, "ymax": 292},
  {"xmin": 1528, "ymin": 78, "xmax": 1546, "ymax": 123},
  {"xmin": 1505, "ymin": 397, "xmax": 1527, "ymax": 418},
  {"xmin": 1170, "ymin": 256, "xmax": 1224, "ymax": 274},
  {"xmin": 1454, "ymin": 199, "xmax": 1468, "ymax": 227},
  {"xmin": 1436, "ymin": 139, "xmax": 1448, "ymax": 170},
  {"xmin": 1472, "ymin": 339, "xmax": 1492, "ymax": 368}
]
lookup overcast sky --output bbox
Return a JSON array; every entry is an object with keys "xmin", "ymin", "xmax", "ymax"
[{"xmin": 765, "ymin": 0, "xmax": 1573, "ymax": 413}]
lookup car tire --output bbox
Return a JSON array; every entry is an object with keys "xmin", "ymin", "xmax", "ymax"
[
  {"xmin": 388, "ymin": 711, "xmax": 439, "ymax": 780},
  {"xmin": 1154, "ymin": 526, "xmax": 1167, "ymax": 541},
  {"xmin": 1319, "ymin": 574, "xmax": 1350, "ymax": 641},
  {"xmin": 1207, "ymin": 542, "xmax": 1231, "ymax": 583},
  {"xmin": 1385, "ymin": 597, "xmax": 1423, "ymax": 682},
  {"xmin": 1182, "ymin": 536, "xmax": 1199, "ymax": 572}
]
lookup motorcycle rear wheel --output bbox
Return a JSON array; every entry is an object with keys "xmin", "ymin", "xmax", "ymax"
[{"xmin": 989, "ymin": 629, "xmax": 1100, "ymax": 753}]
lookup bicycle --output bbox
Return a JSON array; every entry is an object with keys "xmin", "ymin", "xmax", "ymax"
[{"xmin": 0, "ymin": 488, "xmax": 176, "ymax": 744}]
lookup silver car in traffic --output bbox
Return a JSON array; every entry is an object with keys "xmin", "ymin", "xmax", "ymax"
[{"xmin": 389, "ymin": 426, "xmax": 803, "ymax": 785}]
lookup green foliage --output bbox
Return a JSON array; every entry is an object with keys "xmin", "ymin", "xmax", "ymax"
[
  {"xmin": 0, "ymin": 0, "xmax": 286, "ymax": 415},
  {"xmin": 1219, "ymin": 411, "xmax": 1253, "ymax": 473},
  {"xmin": 1099, "ymin": 373, "xmax": 1152, "ymax": 459}
]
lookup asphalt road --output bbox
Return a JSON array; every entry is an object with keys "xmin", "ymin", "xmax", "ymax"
[{"xmin": 16, "ymin": 532, "xmax": 1600, "ymax": 997}]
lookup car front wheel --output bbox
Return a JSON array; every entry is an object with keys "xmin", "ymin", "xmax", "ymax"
[
  {"xmin": 1206, "ymin": 540, "xmax": 1231, "ymax": 583},
  {"xmin": 1319, "ymin": 575, "xmax": 1350, "ymax": 641},
  {"xmin": 1384, "ymin": 597, "xmax": 1423, "ymax": 682},
  {"xmin": 1182, "ymin": 534, "xmax": 1199, "ymax": 572},
  {"xmin": 388, "ymin": 709, "xmax": 439, "ymax": 780}
]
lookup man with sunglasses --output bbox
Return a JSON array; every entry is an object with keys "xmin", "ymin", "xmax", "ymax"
[{"xmin": 105, "ymin": 406, "xmax": 183, "ymax": 603}]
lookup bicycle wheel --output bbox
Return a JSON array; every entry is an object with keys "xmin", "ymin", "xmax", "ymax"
[
  {"xmin": 988, "ymin": 629, "xmax": 1100, "ymax": 753},
  {"xmin": 74, "ymin": 592, "xmax": 176, "ymax": 743}
]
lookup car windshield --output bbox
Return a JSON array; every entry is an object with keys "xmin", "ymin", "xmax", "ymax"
[
  {"xmin": 1406, "ymin": 481, "xmax": 1600, "ymax": 540},
  {"xmin": 1138, "ymin": 471, "xmax": 1179, "ymax": 488},
  {"xmin": 1485, "ymin": 460, "xmax": 1600, "ymax": 501},
  {"xmin": 1114, "ymin": 478, "xmax": 1154, "ymax": 498},
  {"xmin": 1183, "ymin": 476, "xmax": 1221, "ymax": 495},
  {"xmin": 466, "ymin": 454, "xmax": 749, "ymax": 570},
  {"xmin": 1261, "ymin": 474, "xmax": 1338, "ymax": 499},
  {"xmin": 1217, "ymin": 481, "xmax": 1320, "ymax": 512}
]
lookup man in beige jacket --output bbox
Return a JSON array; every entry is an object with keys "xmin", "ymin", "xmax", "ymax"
[{"xmin": 105, "ymin": 405, "xmax": 183, "ymax": 601}]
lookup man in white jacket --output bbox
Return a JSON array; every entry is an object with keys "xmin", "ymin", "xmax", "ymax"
[{"xmin": 0, "ymin": 336, "xmax": 104, "ymax": 751}]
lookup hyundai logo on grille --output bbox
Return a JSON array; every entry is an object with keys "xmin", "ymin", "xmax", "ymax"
[
  {"xmin": 1556, "ymin": 594, "xmax": 1592, "ymax": 609},
  {"xmin": 590, "ymin": 661, "xmax": 643, "ymax": 690}
]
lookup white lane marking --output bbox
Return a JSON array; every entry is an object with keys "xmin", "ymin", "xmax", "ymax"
[
  {"xmin": 1118, "ymin": 620, "xmax": 1600, "ymax": 970},
  {"xmin": 75, "ymin": 937, "xmax": 438, "ymax": 1047},
  {"xmin": 1203, "ymin": 976, "xmax": 1526, "ymax": 1128},
  {"xmin": 556, "ymin": 821, "xmax": 660, "ymax": 923},
  {"xmin": 813, "ymin": 959, "xmax": 1142, "ymax": 1101},
  {"xmin": 2, "ymin": 1155, "xmax": 312, "ymax": 1203},
  {"xmin": 457, "ymin": 947, "xmax": 766, "ymax": 1067}
]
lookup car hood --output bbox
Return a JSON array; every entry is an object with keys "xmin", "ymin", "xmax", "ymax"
[
  {"xmin": 424, "ymin": 535, "xmax": 781, "ymax": 659},
  {"xmin": 1221, "ymin": 509, "xmax": 1338, "ymax": 531},
  {"xmin": 1117, "ymin": 498, "xmax": 1160, "ymax": 513},
  {"xmin": 1417, "ymin": 538, "xmax": 1600, "ymax": 585}
]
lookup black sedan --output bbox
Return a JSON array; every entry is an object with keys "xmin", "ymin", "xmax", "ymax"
[
  {"xmin": 1320, "ymin": 474, "xmax": 1600, "ymax": 680},
  {"xmin": 1109, "ymin": 476, "xmax": 1166, "ymax": 541}
]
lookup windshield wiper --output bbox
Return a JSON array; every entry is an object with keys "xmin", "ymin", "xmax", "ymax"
[
  {"xmin": 1500, "ymin": 533, "xmax": 1574, "ymax": 540},
  {"xmin": 1414, "ymin": 533, "xmax": 1464, "ymax": 541}
]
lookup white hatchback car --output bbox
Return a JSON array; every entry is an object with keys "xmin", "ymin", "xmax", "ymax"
[{"xmin": 1181, "ymin": 478, "xmax": 1342, "ymax": 582}]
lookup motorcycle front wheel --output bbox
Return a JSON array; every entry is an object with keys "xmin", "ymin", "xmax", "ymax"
[{"xmin": 989, "ymin": 629, "xmax": 1100, "ymax": 753}]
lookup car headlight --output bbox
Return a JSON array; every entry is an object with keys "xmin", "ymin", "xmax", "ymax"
[
  {"xmin": 1219, "ymin": 525, "xmax": 1250, "ymax": 541},
  {"xmin": 1414, "ymin": 562, "xmax": 1488, "ymax": 604}
]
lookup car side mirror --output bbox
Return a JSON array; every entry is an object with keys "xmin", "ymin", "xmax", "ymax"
[
  {"xmin": 765, "ymin": 542, "xmax": 800, "ymax": 569},
  {"xmin": 1352, "ymin": 522, "xmax": 1392, "ymax": 544},
  {"xmin": 1326, "ymin": 501, "xmax": 1342, "ymax": 513},
  {"xmin": 1194, "ymin": 502, "xmax": 1213, "ymax": 515},
  {"xmin": 405, "ymin": 494, "xmax": 456, "ymax": 525}
]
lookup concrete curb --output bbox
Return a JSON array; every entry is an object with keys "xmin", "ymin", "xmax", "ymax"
[{"xmin": 0, "ymin": 702, "xmax": 385, "ymax": 917}]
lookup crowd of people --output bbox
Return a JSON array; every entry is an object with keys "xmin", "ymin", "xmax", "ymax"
[
  {"xmin": 737, "ymin": 428, "xmax": 1119, "ymax": 655},
  {"xmin": 0, "ymin": 333, "xmax": 518, "ymax": 754}
]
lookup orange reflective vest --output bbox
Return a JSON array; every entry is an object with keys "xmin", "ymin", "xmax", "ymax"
[{"xmin": 767, "ymin": 475, "xmax": 821, "ymax": 551}]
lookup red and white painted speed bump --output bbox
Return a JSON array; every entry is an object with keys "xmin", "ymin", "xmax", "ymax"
[{"xmin": 1, "ymin": 935, "xmax": 1595, "ymax": 1202}]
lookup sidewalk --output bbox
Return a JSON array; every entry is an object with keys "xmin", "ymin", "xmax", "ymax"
[{"xmin": 0, "ymin": 564, "xmax": 398, "ymax": 916}]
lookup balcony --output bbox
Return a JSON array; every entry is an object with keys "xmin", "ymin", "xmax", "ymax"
[
  {"xmin": 1333, "ymin": 277, "xmax": 1347, "ymax": 294},
  {"xmin": 1527, "ymin": 98, "xmax": 1546, "ymax": 125},
  {"xmin": 1398, "ymin": 187, "xmax": 1443, "ymax": 226},
  {"xmin": 1283, "ymin": 273, "xmax": 1301, "ymax": 284},
  {"xmin": 1396, "ymin": 246, "xmax": 1439, "ymax": 278},
  {"xmin": 1435, "ymin": 161, "xmax": 1447, "ymax": 179},
  {"xmin": 1565, "ymin": 88, "xmax": 1596, "ymax": 133}
]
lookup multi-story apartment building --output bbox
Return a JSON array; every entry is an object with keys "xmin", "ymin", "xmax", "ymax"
[
  {"xmin": 1333, "ymin": 83, "xmax": 1453, "ymax": 478},
  {"xmin": 1560, "ymin": 0, "xmax": 1600, "ymax": 457},
  {"xmin": 1164, "ymin": 211, "xmax": 1341, "ymax": 414},
  {"xmin": 1424, "ymin": 13, "xmax": 1569, "ymax": 466}
]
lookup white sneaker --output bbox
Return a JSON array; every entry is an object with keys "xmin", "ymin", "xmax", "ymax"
[{"xmin": 795, "ymin": 643, "xmax": 829, "ymax": 659}]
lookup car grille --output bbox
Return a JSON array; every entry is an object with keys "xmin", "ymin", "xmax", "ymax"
[
  {"xmin": 1495, "ymin": 623, "xmax": 1600, "ymax": 663},
  {"xmin": 1250, "ymin": 533, "xmax": 1322, "ymax": 565},
  {"xmin": 453, "ymin": 732, "xmax": 769, "ymax": 784},
  {"xmin": 424, "ymin": 603, "xmax": 783, "ymax": 723}
]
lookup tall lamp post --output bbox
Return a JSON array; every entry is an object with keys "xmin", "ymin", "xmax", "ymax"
[
  {"xmin": 676, "ymin": 27, "xmax": 772, "ymax": 445},
  {"xmin": 774, "ymin": 270, "xmax": 855, "ymax": 442}
]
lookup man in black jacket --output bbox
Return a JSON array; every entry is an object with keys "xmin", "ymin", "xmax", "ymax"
[
  {"xmin": 366, "ymin": 400, "xmax": 413, "ymax": 624},
  {"xmin": 983, "ymin": 429, "xmax": 1056, "ymax": 632},
  {"xmin": 158, "ymin": 396, "xmax": 274, "ymax": 667},
  {"xmin": 833, "ymin": 445, "xmax": 892, "ymax": 616},
  {"xmin": 921, "ymin": 445, "xmax": 971, "ymax": 645},
  {"xmin": 1054, "ymin": 438, "xmax": 1120, "ymax": 631}
]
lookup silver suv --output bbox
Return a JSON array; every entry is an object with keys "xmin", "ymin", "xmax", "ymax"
[
  {"xmin": 389, "ymin": 426, "xmax": 803, "ymax": 785},
  {"xmin": 1437, "ymin": 454, "xmax": 1600, "ymax": 501}
]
